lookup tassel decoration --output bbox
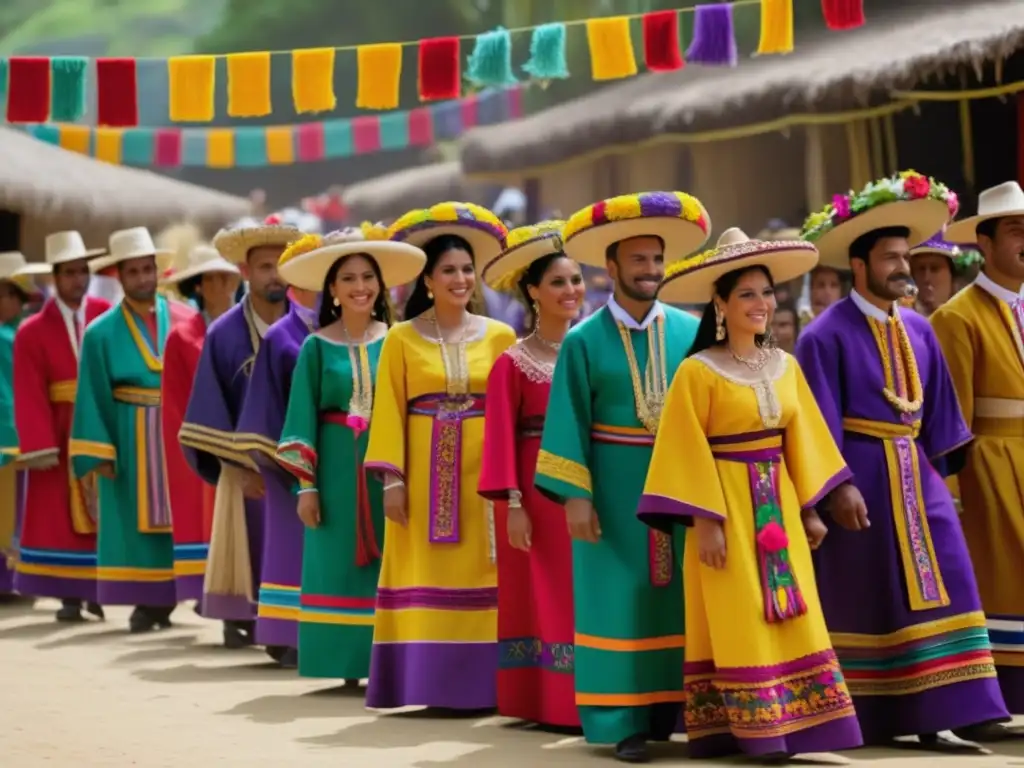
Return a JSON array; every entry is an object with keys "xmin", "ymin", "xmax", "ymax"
[
  {"xmin": 94, "ymin": 128, "xmax": 123, "ymax": 164},
  {"xmin": 686, "ymin": 4, "xmax": 738, "ymax": 67},
  {"xmin": 586, "ymin": 17, "xmax": 638, "ymax": 81},
  {"xmin": 7, "ymin": 57, "xmax": 51, "ymax": 123},
  {"xmin": 757, "ymin": 0, "xmax": 794, "ymax": 55},
  {"xmin": 356, "ymin": 43, "xmax": 403, "ymax": 110},
  {"xmin": 50, "ymin": 57, "xmax": 88, "ymax": 122},
  {"xmin": 58, "ymin": 125, "xmax": 90, "ymax": 155},
  {"xmin": 522, "ymin": 23, "xmax": 569, "ymax": 82},
  {"xmin": 96, "ymin": 58, "xmax": 138, "ymax": 126},
  {"xmin": 418, "ymin": 37, "xmax": 461, "ymax": 101},
  {"xmin": 227, "ymin": 52, "xmax": 272, "ymax": 117},
  {"xmin": 643, "ymin": 10, "xmax": 684, "ymax": 72},
  {"xmin": 821, "ymin": 0, "xmax": 865, "ymax": 30},
  {"xmin": 168, "ymin": 56, "xmax": 216, "ymax": 122},
  {"xmin": 467, "ymin": 27, "xmax": 517, "ymax": 88},
  {"xmin": 292, "ymin": 48, "xmax": 337, "ymax": 114},
  {"xmin": 265, "ymin": 127, "xmax": 295, "ymax": 164}
]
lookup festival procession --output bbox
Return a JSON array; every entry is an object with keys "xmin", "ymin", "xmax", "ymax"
[{"xmin": 1, "ymin": 0, "xmax": 1024, "ymax": 765}]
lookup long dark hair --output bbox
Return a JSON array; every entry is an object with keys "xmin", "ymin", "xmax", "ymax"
[
  {"xmin": 516, "ymin": 251, "xmax": 563, "ymax": 330},
  {"xmin": 688, "ymin": 265, "xmax": 774, "ymax": 358},
  {"xmin": 318, "ymin": 252, "xmax": 393, "ymax": 329},
  {"xmin": 404, "ymin": 234, "xmax": 475, "ymax": 320}
]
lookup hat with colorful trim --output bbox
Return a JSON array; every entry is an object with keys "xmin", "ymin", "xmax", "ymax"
[
  {"xmin": 910, "ymin": 231, "xmax": 984, "ymax": 275},
  {"xmin": 802, "ymin": 170, "xmax": 958, "ymax": 270},
  {"xmin": 659, "ymin": 227, "xmax": 819, "ymax": 305},
  {"xmin": 387, "ymin": 202, "xmax": 508, "ymax": 272},
  {"xmin": 278, "ymin": 223, "xmax": 426, "ymax": 292},
  {"xmin": 481, "ymin": 220, "xmax": 565, "ymax": 291},
  {"xmin": 212, "ymin": 213, "xmax": 302, "ymax": 264}
]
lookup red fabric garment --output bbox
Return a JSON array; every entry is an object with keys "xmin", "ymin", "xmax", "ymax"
[{"xmin": 478, "ymin": 347, "xmax": 579, "ymax": 728}]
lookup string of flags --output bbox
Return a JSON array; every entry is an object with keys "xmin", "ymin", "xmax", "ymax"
[{"xmin": 0, "ymin": 0, "xmax": 865, "ymax": 127}]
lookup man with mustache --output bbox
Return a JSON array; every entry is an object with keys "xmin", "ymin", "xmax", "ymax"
[
  {"xmin": 535, "ymin": 192, "xmax": 707, "ymax": 763},
  {"xmin": 932, "ymin": 181, "xmax": 1024, "ymax": 729},
  {"xmin": 796, "ymin": 172, "xmax": 1009, "ymax": 751}
]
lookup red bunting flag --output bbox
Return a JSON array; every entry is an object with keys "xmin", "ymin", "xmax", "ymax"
[
  {"xmin": 820, "ymin": 0, "xmax": 865, "ymax": 30},
  {"xmin": 643, "ymin": 10, "xmax": 684, "ymax": 72},
  {"xmin": 418, "ymin": 37, "xmax": 461, "ymax": 101},
  {"xmin": 6, "ymin": 57, "xmax": 51, "ymax": 123},
  {"xmin": 96, "ymin": 58, "xmax": 139, "ymax": 127}
]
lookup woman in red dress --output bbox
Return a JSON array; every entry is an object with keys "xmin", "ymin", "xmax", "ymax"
[{"xmin": 478, "ymin": 222, "xmax": 585, "ymax": 728}]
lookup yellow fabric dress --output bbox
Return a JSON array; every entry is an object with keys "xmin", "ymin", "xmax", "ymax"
[
  {"xmin": 363, "ymin": 317, "xmax": 515, "ymax": 709},
  {"xmin": 638, "ymin": 351, "xmax": 862, "ymax": 758},
  {"xmin": 930, "ymin": 281, "xmax": 1024, "ymax": 712}
]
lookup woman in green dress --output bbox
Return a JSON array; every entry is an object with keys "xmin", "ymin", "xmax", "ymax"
[{"xmin": 275, "ymin": 226, "xmax": 425, "ymax": 679}]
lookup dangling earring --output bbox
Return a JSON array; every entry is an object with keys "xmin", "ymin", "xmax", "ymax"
[
  {"xmin": 332, "ymin": 296, "xmax": 340, "ymax": 307},
  {"xmin": 427, "ymin": 288, "xmax": 434, "ymax": 300},
  {"xmin": 715, "ymin": 308, "xmax": 726, "ymax": 341},
  {"xmin": 532, "ymin": 300, "xmax": 539, "ymax": 317}
]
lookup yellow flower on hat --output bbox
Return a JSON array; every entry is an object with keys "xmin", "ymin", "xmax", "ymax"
[
  {"xmin": 603, "ymin": 195, "xmax": 643, "ymax": 222},
  {"xmin": 360, "ymin": 221, "xmax": 389, "ymax": 241},
  {"xmin": 664, "ymin": 246, "xmax": 716, "ymax": 278},
  {"xmin": 679, "ymin": 194, "xmax": 703, "ymax": 223},
  {"xmin": 278, "ymin": 234, "xmax": 323, "ymax": 267}
]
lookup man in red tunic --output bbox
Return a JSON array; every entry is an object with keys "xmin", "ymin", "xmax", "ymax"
[{"xmin": 13, "ymin": 231, "xmax": 111, "ymax": 621}]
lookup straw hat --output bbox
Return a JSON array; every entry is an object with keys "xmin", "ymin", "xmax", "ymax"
[
  {"xmin": 481, "ymin": 220, "xmax": 565, "ymax": 290},
  {"xmin": 561, "ymin": 191, "xmax": 711, "ymax": 269},
  {"xmin": 213, "ymin": 214, "xmax": 302, "ymax": 264},
  {"xmin": 659, "ymin": 228, "xmax": 819, "ymax": 305},
  {"xmin": 278, "ymin": 224, "xmax": 426, "ymax": 293},
  {"xmin": 802, "ymin": 171, "xmax": 957, "ymax": 270},
  {"xmin": 0, "ymin": 251, "xmax": 42, "ymax": 296},
  {"xmin": 944, "ymin": 181, "xmax": 1024, "ymax": 243},
  {"xmin": 89, "ymin": 227, "xmax": 172, "ymax": 273},
  {"xmin": 160, "ymin": 244, "xmax": 240, "ymax": 287},
  {"xmin": 387, "ymin": 202, "xmax": 508, "ymax": 272},
  {"xmin": 910, "ymin": 231, "xmax": 983, "ymax": 275}
]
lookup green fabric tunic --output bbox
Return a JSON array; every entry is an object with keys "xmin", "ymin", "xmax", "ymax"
[
  {"xmin": 70, "ymin": 299, "xmax": 176, "ymax": 605},
  {"xmin": 277, "ymin": 334, "xmax": 386, "ymax": 678},
  {"xmin": 0, "ymin": 319, "xmax": 19, "ymax": 466},
  {"xmin": 535, "ymin": 303, "xmax": 698, "ymax": 745}
]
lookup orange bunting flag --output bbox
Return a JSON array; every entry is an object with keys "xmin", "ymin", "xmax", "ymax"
[
  {"xmin": 206, "ymin": 129, "xmax": 235, "ymax": 168},
  {"xmin": 227, "ymin": 52, "xmax": 272, "ymax": 117},
  {"xmin": 168, "ymin": 56, "xmax": 216, "ymax": 122},
  {"xmin": 265, "ymin": 127, "xmax": 295, "ymax": 164},
  {"xmin": 357, "ymin": 43, "xmax": 403, "ymax": 110},
  {"xmin": 94, "ymin": 128, "xmax": 123, "ymax": 164},
  {"xmin": 292, "ymin": 48, "xmax": 337, "ymax": 114},
  {"xmin": 586, "ymin": 17, "xmax": 638, "ymax": 81},
  {"xmin": 757, "ymin": 0, "xmax": 795, "ymax": 55},
  {"xmin": 58, "ymin": 125, "xmax": 90, "ymax": 154}
]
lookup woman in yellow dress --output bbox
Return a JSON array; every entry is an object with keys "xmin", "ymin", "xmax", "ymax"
[
  {"xmin": 364, "ymin": 203, "xmax": 516, "ymax": 711},
  {"xmin": 639, "ymin": 229, "xmax": 864, "ymax": 760}
]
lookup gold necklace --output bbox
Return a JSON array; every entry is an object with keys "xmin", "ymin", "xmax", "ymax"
[
  {"xmin": 730, "ymin": 345, "xmax": 769, "ymax": 371},
  {"xmin": 430, "ymin": 310, "xmax": 470, "ymax": 396},
  {"xmin": 341, "ymin": 323, "xmax": 374, "ymax": 433},
  {"xmin": 616, "ymin": 316, "xmax": 667, "ymax": 434},
  {"xmin": 868, "ymin": 313, "xmax": 924, "ymax": 414}
]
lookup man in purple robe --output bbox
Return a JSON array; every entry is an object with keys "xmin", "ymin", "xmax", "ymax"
[
  {"xmin": 796, "ymin": 172, "xmax": 1010, "ymax": 750},
  {"xmin": 178, "ymin": 216, "xmax": 301, "ymax": 659}
]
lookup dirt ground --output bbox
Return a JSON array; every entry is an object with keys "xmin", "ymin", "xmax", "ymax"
[{"xmin": 1, "ymin": 600, "xmax": 1024, "ymax": 767}]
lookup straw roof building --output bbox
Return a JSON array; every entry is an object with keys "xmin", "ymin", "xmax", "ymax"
[
  {"xmin": 460, "ymin": 0, "xmax": 1024, "ymax": 239},
  {"xmin": 0, "ymin": 126, "xmax": 252, "ymax": 258},
  {"xmin": 342, "ymin": 162, "xmax": 494, "ymax": 224}
]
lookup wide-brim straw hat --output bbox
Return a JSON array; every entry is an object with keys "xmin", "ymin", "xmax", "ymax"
[
  {"xmin": 561, "ymin": 191, "xmax": 711, "ymax": 269},
  {"xmin": 387, "ymin": 202, "xmax": 508, "ymax": 273},
  {"xmin": 802, "ymin": 171, "xmax": 957, "ymax": 270},
  {"xmin": 659, "ymin": 228, "xmax": 819, "ymax": 304},
  {"xmin": 160, "ymin": 245, "xmax": 240, "ymax": 286},
  {"xmin": 39, "ymin": 230, "xmax": 107, "ymax": 270},
  {"xmin": 212, "ymin": 214, "xmax": 302, "ymax": 264},
  {"xmin": 481, "ymin": 220, "xmax": 564, "ymax": 290},
  {"xmin": 90, "ymin": 226, "xmax": 173, "ymax": 273},
  {"xmin": 0, "ymin": 252, "xmax": 43, "ymax": 296},
  {"xmin": 279, "ymin": 225, "xmax": 426, "ymax": 292},
  {"xmin": 944, "ymin": 180, "xmax": 1024, "ymax": 243}
]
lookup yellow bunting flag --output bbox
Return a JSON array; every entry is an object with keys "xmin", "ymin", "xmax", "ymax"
[
  {"xmin": 94, "ymin": 128, "xmax": 123, "ymax": 164},
  {"xmin": 265, "ymin": 127, "xmax": 295, "ymax": 165},
  {"xmin": 292, "ymin": 48, "xmax": 337, "ymax": 114},
  {"xmin": 168, "ymin": 56, "xmax": 216, "ymax": 122},
  {"xmin": 206, "ymin": 129, "xmax": 235, "ymax": 168},
  {"xmin": 58, "ymin": 125, "xmax": 90, "ymax": 154},
  {"xmin": 227, "ymin": 52, "xmax": 272, "ymax": 117},
  {"xmin": 356, "ymin": 43, "xmax": 403, "ymax": 110},
  {"xmin": 586, "ymin": 16, "xmax": 637, "ymax": 81},
  {"xmin": 757, "ymin": 0, "xmax": 794, "ymax": 55}
]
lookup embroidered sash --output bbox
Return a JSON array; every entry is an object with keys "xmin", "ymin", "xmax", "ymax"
[{"xmin": 112, "ymin": 386, "xmax": 171, "ymax": 534}]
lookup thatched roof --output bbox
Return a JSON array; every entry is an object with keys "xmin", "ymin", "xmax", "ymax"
[
  {"xmin": 0, "ymin": 127, "xmax": 251, "ymax": 255},
  {"xmin": 461, "ymin": 0, "xmax": 1024, "ymax": 177},
  {"xmin": 341, "ymin": 161, "xmax": 493, "ymax": 223}
]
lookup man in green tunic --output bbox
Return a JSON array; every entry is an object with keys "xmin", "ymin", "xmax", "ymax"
[
  {"xmin": 70, "ymin": 227, "xmax": 197, "ymax": 632},
  {"xmin": 536, "ymin": 192, "xmax": 711, "ymax": 763}
]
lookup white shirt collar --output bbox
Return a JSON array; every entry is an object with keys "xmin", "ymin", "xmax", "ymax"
[
  {"xmin": 974, "ymin": 271, "xmax": 1024, "ymax": 304},
  {"xmin": 849, "ymin": 289, "xmax": 893, "ymax": 323},
  {"xmin": 606, "ymin": 295, "xmax": 664, "ymax": 331},
  {"xmin": 54, "ymin": 296, "xmax": 87, "ymax": 357}
]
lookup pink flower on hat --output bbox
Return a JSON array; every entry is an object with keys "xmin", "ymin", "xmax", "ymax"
[
  {"xmin": 264, "ymin": 214, "xmax": 282, "ymax": 225},
  {"xmin": 832, "ymin": 194, "xmax": 851, "ymax": 221},
  {"xmin": 946, "ymin": 189, "xmax": 959, "ymax": 217},
  {"xmin": 904, "ymin": 174, "xmax": 930, "ymax": 199}
]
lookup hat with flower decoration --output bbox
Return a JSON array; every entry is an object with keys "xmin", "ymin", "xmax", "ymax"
[
  {"xmin": 910, "ymin": 231, "xmax": 984, "ymax": 276},
  {"xmin": 560, "ymin": 191, "xmax": 711, "ymax": 269},
  {"xmin": 278, "ymin": 223, "xmax": 426, "ymax": 293},
  {"xmin": 659, "ymin": 228, "xmax": 819, "ymax": 305},
  {"xmin": 481, "ymin": 220, "xmax": 565, "ymax": 291},
  {"xmin": 212, "ymin": 213, "xmax": 303, "ymax": 264},
  {"xmin": 387, "ymin": 202, "xmax": 508, "ymax": 272},
  {"xmin": 802, "ymin": 170, "xmax": 958, "ymax": 270}
]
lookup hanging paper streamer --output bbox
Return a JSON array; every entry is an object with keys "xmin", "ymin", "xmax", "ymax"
[
  {"xmin": 356, "ymin": 43, "xmax": 403, "ymax": 110},
  {"xmin": 227, "ymin": 52, "xmax": 272, "ymax": 117},
  {"xmin": 7, "ymin": 58, "xmax": 50, "ymax": 123},
  {"xmin": 168, "ymin": 56, "xmax": 216, "ymax": 122},
  {"xmin": 154, "ymin": 129, "xmax": 182, "ymax": 167},
  {"xmin": 206, "ymin": 129, "xmax": 234, "ymax": 168},
  {"xmin": 686, "ymin": 4, "xmax": 738, "ymax": 67},
  {"xmin": 265, "ymin": 126, "xmax": 295, "ymax": 164},
  {"xmin": 419, "ymin": 37, "xmax": 461, "ymax": 101},
  {"xmin": 94, "ymin": 128, "xmax": 122, "ymax": 164},
  {"xmin": 408, "ymin": 107, "xmax": 434, "ymax": 146},
  {"xmin": 758, "ymin": 0, "xmax": 795, "ymax": 55},
  {"xmin": 522, "ymin": 23, "xmax": 570, "ymax": 82},
  {"xmin": 643, "ymin": 10, "xmax": 684, "ymax": 72},
  {"xmin": 467, "ymin": 27, "xmax": 517, "ymax": 88},
  {"xmin": 58, "ymin": 124, "xmax": 90, "ymax": 154},
  {"xmin": 50, "ymin": 57, "xmax": 88, "ymax": 123},
  {"xmin": 96, "ymin": 58, "xmax": 139, "ymax": 127},
  {"xmin": 586, "ymin": 17, "xmax": 638, "ymax": 81},
  {"xmin": 821, "ymin": 0, "xmax": 865, "ymax": 30},
  {"xmin": 292, "ymin": 48, "xmax": 337, "ymax": 114},
  {"xmin": 297, "ymin": 123, "xmax": 325, "ymax": 162}
]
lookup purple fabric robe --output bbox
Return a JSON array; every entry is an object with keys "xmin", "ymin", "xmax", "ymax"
[
  {"xmin": 796, "ymin": 297, "xmax": 1008, "ymax": 741},
  {"xmin": 180, "ymin": 301, "xmax": 265, "ymax": 620},
  {"xmin": 236, "ymin": 301, "xmax": 315, "ymax": 648}
]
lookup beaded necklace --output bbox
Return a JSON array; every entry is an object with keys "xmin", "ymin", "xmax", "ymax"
[
  {"xmin": 341, "ymin": 325, "xmax": 374, "ymax": 432},
  {"xmin": 616, "ymin": 315, "xmax": 668, "ymax": 434},
  {"xmin": 867, "ymin": 311, "xmax": 924, "ymax": 415}
]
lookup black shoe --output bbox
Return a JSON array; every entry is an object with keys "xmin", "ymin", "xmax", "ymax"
[
  {"xmin": 56, "ymin": 599, "xmax": 84, "ymax": 623},
  {"xmin": 223, "ymin": 621, "xmax": 255, "ymax": 649},
  {"xmin": 85, "ymin": 602, "xmax": 105, "ymax": 620},
  {"xmin": 648, "ymin": 702, "xmax": 678, "ymax": 742},
  {"xmin": 129, "ymin": 606, "xmax": 157, "ymax": 633},
  {"xmin": 266, "ymin": 645, "xmax": 298, "ymax": 668},
  {"xmin": 614, "ymin": 734, "xmax": 650, "ymax": 763},
  {"xmin": 154, "ymin": 606, "xmax": 174, "ymax": 629}
]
